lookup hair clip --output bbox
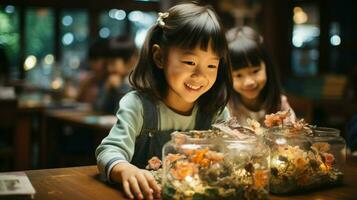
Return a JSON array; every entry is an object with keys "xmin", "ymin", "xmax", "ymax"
[{"xmin": 157, "ymin": 12, "xmax": 169, "ymax": 28}]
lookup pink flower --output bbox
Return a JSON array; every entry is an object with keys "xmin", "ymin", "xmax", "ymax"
[
  {"xmin": 323, "ymin": 153, "xmax": 335, "ymax": 167},
  {"xmin": 264, "ymin": 110, "xmax": 290, "ymax": 127},
  {"xmin": 146, "ymin": 156, "xmax": 162, "ymax": 170}
]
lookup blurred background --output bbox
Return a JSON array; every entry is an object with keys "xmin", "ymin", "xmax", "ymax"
[{"xmin": 0, "ymin": 0, "xmax": 356, "ymax": 171}]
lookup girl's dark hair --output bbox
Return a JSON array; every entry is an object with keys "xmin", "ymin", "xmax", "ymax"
[
  {"xmin": 227, "ymin": 26, "xmax": 282, "ymax": 113},
  {"xmin": 130, "ymin": 2, "xmax": 232, "ymax": 116}
]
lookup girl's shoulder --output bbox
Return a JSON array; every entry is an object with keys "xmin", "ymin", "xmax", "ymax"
[
  {"xmin": 119, "ymin": 90, "xmax": 158, "ymax": 112},
  {"xmin": 119, "ymin": 90, "xmax": 144, "ymax": 109},
  {"xmin": 280, "ymin": 95, "xmax": 290, "ymax": 109}
]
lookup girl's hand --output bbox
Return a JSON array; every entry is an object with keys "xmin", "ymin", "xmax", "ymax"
[{"xmin": 111, "ymin": 162, "xmax": 161, "ymax": 200}]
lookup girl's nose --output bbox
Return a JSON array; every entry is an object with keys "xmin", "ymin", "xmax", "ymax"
[
  {"xmin": 191, "ymin": 65, "xmax": 204, "ymax": 78},
  {"xmin": 243, "ymin": 77, "xmax": 256, "ymax": 87}
]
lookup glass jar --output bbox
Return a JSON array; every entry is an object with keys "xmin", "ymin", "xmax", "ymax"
[
  {"xmin": 162, "ymin": 130, "xmax": 270, "ymax": 200},
  {"xmin": 264, "ymin": 126, "xmax": 345, "ymax": 194}
]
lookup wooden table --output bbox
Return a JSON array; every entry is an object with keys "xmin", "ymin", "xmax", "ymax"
[{"xmin": 25, "ymin": 158, "xmax": 357, "ymax": 200}]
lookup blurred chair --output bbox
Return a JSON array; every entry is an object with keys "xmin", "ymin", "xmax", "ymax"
[
  {"xmin": 287, "ymin": 95, "xmax": 313, "ymax": 123},
  {"xmin": 0, "ymin": 99, "xmax": 18, "ymax": 171}
]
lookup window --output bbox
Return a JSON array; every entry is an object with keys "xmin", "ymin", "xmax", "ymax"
[
  {"xmin": 24, "ymin": 7, "xmax": 55, "ymax": 88},
  {"xmin": 291, "ymin": 3, "xmax": 320, "ymax": 76},
  {"xmin": 99, "ymin": 9, "xmax": 128, "ymax": 38},
  {"xmin": 128, "ymin": 11, "xmax": 157, "ymax": 48},
  {"xmin": 0, "ymin": 5, "xmax": 20, "ymax": 80},
  {"xmin": 60, "ymin": 10, "xmax": 89, "ymax": 84}
]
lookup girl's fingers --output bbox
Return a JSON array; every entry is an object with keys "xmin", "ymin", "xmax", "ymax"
[
  {"xmin": 122, "ymin": 180, "xmax": 134, "ymax": 199},
  {"xmin": 136, "ymin": 173, "xmax": 153, "ymax": 200},
  {"xmin": 128, "ymin": 176, "xmax": 144, "ymax": 200},
  {"xmin": 143, "ymin": 171, "xmax": 161, "ymax": 199}
]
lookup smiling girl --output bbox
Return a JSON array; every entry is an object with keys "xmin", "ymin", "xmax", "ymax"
[
  {"xmin": 226, "ymin": 26, "xmax": 296, "ymax": 126},
  {"xmin": 95, "ymin": 3, "xmax": 232, "ymax": 200}
]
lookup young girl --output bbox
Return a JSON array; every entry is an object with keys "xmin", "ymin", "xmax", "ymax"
[
  {"xmin": 96, "ymin": 3, "xmax": 232, "ymax": 200},
  {"xmin": 226, "ymin": 26, "xmax": 296, "ymax": 126}
]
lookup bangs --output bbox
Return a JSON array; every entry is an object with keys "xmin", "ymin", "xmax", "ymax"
[
  {"xmin": 165, "ymin": 7, "xmax": 226, "ymax": 58},
  {"xmin": 229, "ymin": 39, "xmax": 264, "ymax": 70}
]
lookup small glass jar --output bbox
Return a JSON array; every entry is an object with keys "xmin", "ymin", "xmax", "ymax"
[
  {"xmin": 162, "ymin": 130, "xmax": 270, "ymax": 200},
  {"xmin": 264, "ymin": 126, "xmax": 345, "ymax": 194}
]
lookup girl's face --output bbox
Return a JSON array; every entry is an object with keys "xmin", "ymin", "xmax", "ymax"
[
  {"xmin": 232, "ymin": 62, "xmax": 267, "ymax": 103},
  {"xmin": 161, "ymin": 44, "xmax": 220, "ymax": 113}
]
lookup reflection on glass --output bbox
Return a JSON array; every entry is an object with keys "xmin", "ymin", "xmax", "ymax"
[
  {"xmin": 99, "ymin": 9, "xmax": 127, "ymax": 38},
  {"xmin": 291, "ymin": 4, "xmax": 320, "ymax": 76},
  {"xmin": 25, "ymin": 7, "xmax": 55, "ymax": 88},
  {"xmin": 129, "ymin": 11, "xmax": 157, "ymax": 48},
  {"xmin": 0, "ymin": 5, "xmax": 20, "ymax": 80}
]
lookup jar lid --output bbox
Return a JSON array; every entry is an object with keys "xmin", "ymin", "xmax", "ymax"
[{"xmin": 312, "ymin": 127, "xmax": 340, "ymax": 136}]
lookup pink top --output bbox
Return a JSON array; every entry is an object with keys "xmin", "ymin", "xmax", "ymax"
[{"xmin": 229, "ymin": 95, "xmax": 296, "ymax": 127}]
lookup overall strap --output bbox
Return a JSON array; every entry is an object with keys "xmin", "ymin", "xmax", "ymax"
[
  {"xmin": 194, "ymin": 107, "xmax": 213, "ymax": 130},
  {"xmin": 134, "ymin": 91, "xmax": 159, "ymax": 135}
]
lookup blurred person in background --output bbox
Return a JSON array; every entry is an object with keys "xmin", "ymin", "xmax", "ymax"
[
  {"xmin": 94, "ymin": 35, "xmax": 138, "ymax": 114},
  {"xmin": 76, "ymin": 38, "xmax": 108, "ymax": 105}
]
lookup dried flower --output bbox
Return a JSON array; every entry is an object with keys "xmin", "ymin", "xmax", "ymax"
[
  {"xmin": 146, "ymin": 156, "xmax": 162, "ymax": 170},
  {"xmin": 294, "ymin": 157, "xmax": 308, "ymax": 170},
  {"xmin": 323, "ymin": 153, "xmax": 335, "ymax": 167},
  {"xmin": 264, "ymin": 110, "xmax": 290, "ymax": 127},
  {"xmin": 205, "ymin": 151, "xmax": 224, "ymax": 162},
  {"xmin": 165, "ymin": 153, "xmax": 185, "ymax": 166},
  {"xmin": 312, "ymin": 142, "xmax": 330, "ymax": 152},
  {"xmin": 170, "ymin": 161, "xmax": 198, "ymax": 180},
  {"xmin": 253, "ymin": 170, "xmax": 269, "ymax": 189},
  {"xmin": 190, "ymin": 148, "xmax": 209, "ymax": 166}
]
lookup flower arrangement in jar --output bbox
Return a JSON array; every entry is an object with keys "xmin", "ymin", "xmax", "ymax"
[
  {"xmin": 262, "ymin": 110, "xmax": 344, "ymax": 194},
  {"xmin": 161, "ymin": 127, "xmax": 270, "ymax": 200}
]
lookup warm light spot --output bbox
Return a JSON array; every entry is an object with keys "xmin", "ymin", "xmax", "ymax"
[
  {"xmin": 293, "ymin": 7, "xmax": 308, "ymax": 24},
  {"xmin": 24, "ymin": 55, "xmax": 37, "ymax": 71},
  {"xmin": 51, "ymin": 78, "xmax": 63, "ymax": 90},
  {"xmin": 44, "ymin": 54, "xmax": 55, "ymax": 65}
]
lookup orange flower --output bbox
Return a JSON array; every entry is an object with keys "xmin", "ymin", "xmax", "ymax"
[
  {"xmin": 294, "ymin": 157, "xmax": 308, "ymax": 170},
  {"xmin": 190, "ymin": 148, "xmax": 209, "ymax": 165},
  {"xmin": 253, "ymin": 170, "xmax": 269, "ymax": 189},
  {"xmin": 170, "ymin": 161, "xmax": 198, "ymax": 180},
  {"xmin": 147, "ymin": 156, "xmax": 162, "ymax": 170},
  {"xmin": 312, "ymin": 142, "xmax": 330, "ymax": 152}
]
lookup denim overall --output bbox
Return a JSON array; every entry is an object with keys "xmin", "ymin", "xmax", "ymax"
[{"xmin": 131, "ymin": 91, "xmax": 213, "ymax": 168}]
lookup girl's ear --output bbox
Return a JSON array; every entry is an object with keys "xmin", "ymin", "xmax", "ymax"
[{"xmin": 152, "ymin": 44, "xmax": 164, "ymax": 69}]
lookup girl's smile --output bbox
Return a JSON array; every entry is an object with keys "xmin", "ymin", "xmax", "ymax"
[{"xmin": 184, "ymin": 82, "xmax": 203, "ymax": 91}]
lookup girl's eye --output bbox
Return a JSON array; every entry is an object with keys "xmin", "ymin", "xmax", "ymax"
[
  {"xmin": 183, "ymin": 61, "xmax": 195, "ymax": 66},
  {"xmin": 253, "ymin": 68, "xmax": 260, "ymax": 74},
  {"xmin": 208, "ymin": 65, "xmax": 217, "ymax": 69},
  {"xmin": 235, "ymin": 74, "xmax": 242, "ymax": 78}
]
